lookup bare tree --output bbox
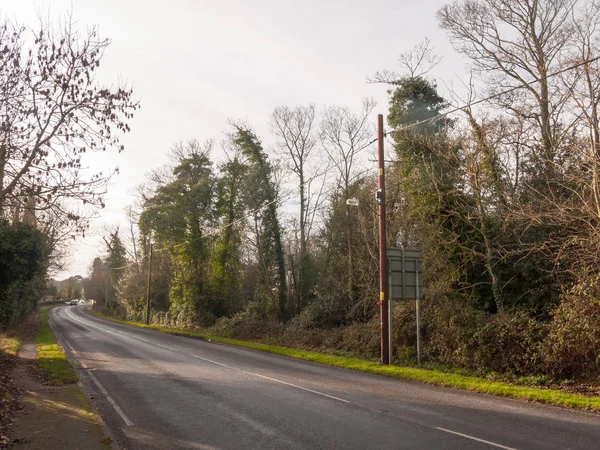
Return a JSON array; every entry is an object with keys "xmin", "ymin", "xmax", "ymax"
[
  {"xmin": 124, "ymin": 205, "xmax": 141, "ymax": 267},
  {"xmin": 321, "ymin": 99, "xmax": 376, "ymax": 197},
  {"xmin": 438, "ymin": 0, "xmax": 578, "ymax": 171},
  {"xmin": 270, "ymin": 104, "xmax": 322, "ymax": 310},
  {"xmin": 0, "ymin": 15, "xmax": 137, "ymax": 233},
  {"xmin": 370, "ymin": 38, "xmax": 442, "ymax": 84},
  {"xmin": 320, "ymin": 98, "xmax": 376, "ymax": 303}
]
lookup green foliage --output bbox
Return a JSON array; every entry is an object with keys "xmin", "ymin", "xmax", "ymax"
[
  {"xmin": 233, "ymin": 127, "xmax": 287, "ymax": 320},
  {"xmin": 546, "ymin": 277, "xmax": 600, "ymax": 379},
  {"xmin": 311, "ymin": 178, "xmax": 381, "ymax": 326},
  {"xmin": 103, "ymin": 229, "xmax": 128, "ymax": 309},
  {"xmin": 387, "ymin": 76, "xmax": 448, "ymax": 134},
  {"xmin": 209, "ymin": 156, "xmax": 246, "ymax": 315},
  {"xmin": 84, "ymin": 258, "xmax": 107, "ymax": 305},
  {"xmin": 139, "ymin": 142, "xmax": 216, "ymax": 323},
  {"xmin": 0, "ymin": 219, "xmax": 49, "ymax": 330},
  {"xmin": 471, "ymin": 312, "xmax": 548, "ymax": 376}
]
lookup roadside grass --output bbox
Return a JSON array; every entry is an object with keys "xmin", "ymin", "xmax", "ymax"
[
  {"xmin": 0, "ymin": 332, "xmax": 21, "ymax": 358},
  {"xmin": 85, "ymin": 309, "xmax": 600, "ymax": 412},
  {"xmin": 36, "ymin": 308, "xmax": 78, "ymax": 385},
  {"xmin": 0, "ymin": 330, "xmax": 21, "ymax": 403}
]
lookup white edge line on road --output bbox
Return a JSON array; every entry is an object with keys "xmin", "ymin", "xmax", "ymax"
[
  {"xmin": 88, "ymin": 370, "xmax": 134, "ymax": 427},
  {"xmin": 435, "ymin": 427, "xmax": 517, "ymax": 450},
  {"xmin": 62, "ymin": 339, "xmax": 89, "ymax": 369}
]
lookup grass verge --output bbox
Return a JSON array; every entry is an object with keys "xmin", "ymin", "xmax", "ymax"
[
  {"xmin": 36, "ymin": 308, "xmax": 78, "ymax": 385},
  {"xmin": 85, "ymin": 309, "xmax": 600, "ymax": 412},
  {"xmin": 0, "ymin": 333, "xmax": 21, "ymax": 357}
]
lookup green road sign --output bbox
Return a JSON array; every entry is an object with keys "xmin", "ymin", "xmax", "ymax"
[{"xmin": 387, "ymin": 248, "xmax": 423, "ymax": 300}]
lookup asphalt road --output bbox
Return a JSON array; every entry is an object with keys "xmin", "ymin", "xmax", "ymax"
[{"xmin": 50, "ymin": 306, "xmax": 600, "ymax": 450}]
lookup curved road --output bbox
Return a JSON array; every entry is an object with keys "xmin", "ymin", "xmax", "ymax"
[{"xmin": 50, "ymin": 305, "xmax": 600, "ymax": 449}]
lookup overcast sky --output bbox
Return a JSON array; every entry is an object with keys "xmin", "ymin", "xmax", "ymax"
[{"xmin": 2, "ymin": 0, "xmax": 468, "ymax": 279}]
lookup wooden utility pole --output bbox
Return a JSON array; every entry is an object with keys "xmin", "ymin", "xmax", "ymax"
[
  {"xmin": 105, "ymin": 270, "xmax": 109, "ymax": 308},
  {"xmin": 145, "ymin": 243, "xmax": 153, "ymax": 325},
  {"xmin": 377, "ymin": 114, "xmax": 390, "ymax": 365}
]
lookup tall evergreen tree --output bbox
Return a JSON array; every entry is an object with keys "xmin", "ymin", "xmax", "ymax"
[{"xmin": 233, "ymin": 126, "xmax": 287, "ymax": 321}]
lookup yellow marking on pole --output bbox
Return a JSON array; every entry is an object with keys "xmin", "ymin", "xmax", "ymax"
[
  {"xmin": 378, "ymin": 168, "xmax": 383, "ymax": 176},
  {"xmin": 380, "ymin": 292, "xmax": 384, "ymax": 300}
]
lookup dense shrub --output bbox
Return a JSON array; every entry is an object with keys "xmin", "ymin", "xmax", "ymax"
[
  {"xmin": 545, "ymin": 278, "xmax": 600, "ymax": 379},
  {"xmin": 285, "ymin": 293, "xmax": 346, "ymax": 330},
  {"xmin": 390, "ymin": 301, "xmax": 419, "ymax": 362},
  {"xmin": 210, "ymin": 310, "xmax": 280, "ymax": 340},
  {"xmin": 471, "ymin": 312, "xmax": 548, "ymax": 376},
  {"xmin": 338, "ymin": 320, "xmax": 380, "ymax": 358},
  {"xmin": 423, "ymin": 296, "xmax": 481, "ymax": 369},
  {"xmin": 151, "ymin": 303, "xmax": 205, "ymax": 330},
  {"xmin": 0, "ymin": 220, "xmax": 49, "ymax": 330}
]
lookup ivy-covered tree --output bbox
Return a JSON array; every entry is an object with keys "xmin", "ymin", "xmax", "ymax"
[
  {"xmin": 83, "ymin": 257, "xmax": 108, "ymax": 304},
  {"xmin": 104, "ymin": 229, "xmax": 127, "ymax": 308},
  {"xmin": 233, "ymin": 126, "xmax": 287, "ymax": 320},
  {"xmin": 210, "ymin": 155, "xmax": 247, "ymax": 316},
  {"xmin": 139, "ymin": 141, "xmax": 216, "ymax": 324}
]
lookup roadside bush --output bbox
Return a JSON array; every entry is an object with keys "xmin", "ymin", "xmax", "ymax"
[
  {"xmin": 391, "ymin": 301, "xmax": 419, "ymax": 362},
  {"xmin": 286, "ymin": 293, "xmax": 347, "ymax": 330},
  {"xmin": 338, "ymin": 319, "xmax": 380, "ymax": 358},
  {"xmin": 0, "ymin": 220, "xmax": 49, "ymax": 330},
  {"xmin": 280, "ymin": 327, "xmax": 329, "ymax": 350},
  {"xmin": 278, "ymin": 317, "xmax": 379, "ymax": 359},
  {"xmin": 424, "ymin": 296, "xmax": 480, "ymax": 369},
  {"xmin": 211, "ymin": 310, "xmax": 280, "ymax": 340},
  {"xmin": 151, "ymin": 303, "xmax": 203, "ymax": 330},
  {"xmin": 101, "ymin": 302, "xmax": 126, "ymax": 320},
  {"xmin": 422, "ymin": 295, "xmax": 550, "ymax": 376},
  {"xmin": 471, "ymin": 312, "xmax": 548, "ymax": 376},
  {"xmin": 545, "ymin": 278, "xmax": 600, "ymax": 379}
]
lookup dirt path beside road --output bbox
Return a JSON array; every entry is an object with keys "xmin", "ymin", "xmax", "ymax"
[{"xmin": 7, "ymin": 309, "xmax": 112, "ymax": 449}]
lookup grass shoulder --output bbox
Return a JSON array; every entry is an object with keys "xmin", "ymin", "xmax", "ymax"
[
  {"xmin": 36, "ymin": 307, "xmax": 78, "ymax": 385},
  {"xmin": 85, "ymin": 309, "xmax": 600, "ymax": 412},
  {"xmin": 0, "ymin": 333, "xmax": 21, "ymax": 358}
]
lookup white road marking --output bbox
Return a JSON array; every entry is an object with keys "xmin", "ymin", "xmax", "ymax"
[
  {"xmin": 435, "ymin": 427, "xmax": 518, "ymax": 450},
  {"xmin": 155, "ymin": 343, "xmax": 179, "ymax": 352},
  {"xmin": 190, "ymin": 354, "xmax": 233, "ymax": 368},
  {"xmin": 70, "ymin": 308, "xmax": 352, "ymax": 405},
  {"xmin": 88, "ymin": 370, "xmax": 134, "ymax": 427},
  {"xmin": 189, "ymin": 354, "xmax": 350, "ymax": 403},
  {"xmin": 63, "ymin": 338, "xmax": 77, "ymax": 354},
  {"xmin": 248, "ymin": 372, "xmax": 351, "ymax": 404}
]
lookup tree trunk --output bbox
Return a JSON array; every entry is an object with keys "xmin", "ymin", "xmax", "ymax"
[
  {"xmin": 298, "ymin": 171, "xmax": 306, "ymax": 311},
  {"xmin": 539, "ymin": 69, "xmax": 554, "ymax": 170}
]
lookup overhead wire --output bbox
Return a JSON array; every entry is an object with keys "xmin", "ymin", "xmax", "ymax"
[
  {"xmin": 393, "ymin": 55, "xmax": 600, "ymax": 133},
  {"xmin": 108, "ymin": 55, "xmax": 600, "ymax": 271},
  {"xmin": 108, "ymin": 136, "xmax": 379, "ymax": 271}
]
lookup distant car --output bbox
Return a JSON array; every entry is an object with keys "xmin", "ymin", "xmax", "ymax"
[
  {"xmin": 78, "ymin": 299, "xmax": 85, "ymax": 304},
  {"xmin": 69, "ymin": 300, "xmax": 78, "ymax": 306}
]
